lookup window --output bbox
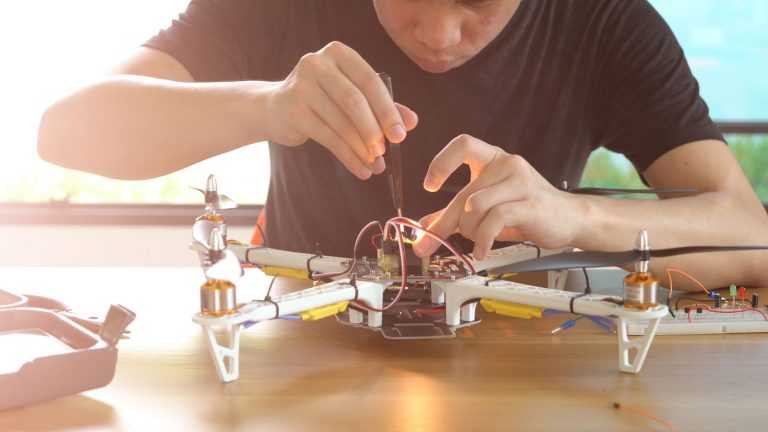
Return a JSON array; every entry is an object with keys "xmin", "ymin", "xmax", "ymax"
[
  {"xmin": 582, "ymin": 0, "xmax": 768, "ymax": 199},
  {"xmin": 0, "ymin": 1, "xmax": 269, "ymax": 205},
  {"xmin": 2, "ymin": 1, "xmax": 766, "ymax": 206}
]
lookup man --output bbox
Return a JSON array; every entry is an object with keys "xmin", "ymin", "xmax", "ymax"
[{"xmin": 38, "ymin": 0, "xmax": 768, "ymax": 290}]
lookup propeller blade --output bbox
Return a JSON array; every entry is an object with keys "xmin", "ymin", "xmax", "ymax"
[
  {"xmin": 568, "ymin": 187, "xmax": 697, "ymax": 196},
  {"xmin": 492, "ymin": 250, "xmax": 642, "ymax": 274},
  {"xmin": 193, "ymin": 219, "xmax": 216, "ymax": 249},
  {"xmin": 205, "ymin": 249, "xmax": 243, "ymax": 282},
  {"xmin": 491, "ymin": 244, "xmax": 768, "ymax": 274},
  {"xmin": 214, "ymin": 193, "xmax": 238, "ymax": 210},
  {"xmin": 650, "ymin": 245, "xmax": 768, "ymax": 258}
]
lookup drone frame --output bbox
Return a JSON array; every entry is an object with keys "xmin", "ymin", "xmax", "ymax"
[{"xmin": 192, "ymin": 244, "xmax": 667, "ymax": 383}]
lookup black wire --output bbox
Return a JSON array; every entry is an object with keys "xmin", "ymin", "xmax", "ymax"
[
  {"xmin": 264, "ymin": 275, "xmax": 278, "ymax": 300},
  {"xmin": 484, "ymin": 241, "xmax": 542, "ymax": 286},
  {"xmin": 674, "ymin": 296, "xmax": 712, "ymax": 311},
  {"xmin": 581, "ymin": 267, "xmax": 591, "ymax": 295},
  {"xmin": 263, "ymin": 275, "xmax": 280, "ymax": 319},
  {"xmin": 255, "ymin": 221, "xmax": 267, "ymax": 247}
]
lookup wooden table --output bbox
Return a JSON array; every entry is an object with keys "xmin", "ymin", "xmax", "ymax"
[{"xmin": 1, "ymin": 267, "xmax": 767, "ymax": 431}]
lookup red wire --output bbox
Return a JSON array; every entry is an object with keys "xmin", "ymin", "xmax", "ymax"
[
  {"xmin": 679, "ymin": 302, "xmax": 768, "ymax": 321},
  {"xmin": 349, "ymin": 216, "xmax": 477, "ymax": 313},
  {"xmin": 370, "ymin": 233, "xmax": 382, "ymax": 250},
  {"xmin": 385, "ymin": 216, "xmax": 476, "ymax": 274},
  {"xmin": 313, "ymin": 220, "xmax": 382, "ymax": 280},
  {"xmin": 352, "ymin": 222, "xmax": 407, "ymax": 312}
]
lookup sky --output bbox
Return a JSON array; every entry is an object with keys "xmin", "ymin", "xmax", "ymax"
[{"xmin": 651, "ymin": 0, "xmax": 768, "ymax": 120}]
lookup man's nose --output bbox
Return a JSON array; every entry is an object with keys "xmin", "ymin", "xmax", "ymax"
[{"xmin": 414, "ymin": 13, "xmax": 462, "ymax": 51}]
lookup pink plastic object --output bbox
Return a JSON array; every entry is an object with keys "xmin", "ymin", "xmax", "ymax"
[{"xmin": 0, "ymin": 289, "xmax": 134, "ymax": 411}]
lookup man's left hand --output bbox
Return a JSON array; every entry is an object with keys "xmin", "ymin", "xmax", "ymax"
[{"xmin": 413, "ymin": 134, "xmax": 585, "ymax": 260}]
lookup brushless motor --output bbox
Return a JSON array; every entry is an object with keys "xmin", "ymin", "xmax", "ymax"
[
  {"xmin": 623, "ymin": 230, "xmax": 659, "ymax": 310},
  {"xmin": 200, "ymin": 279, "xmax": 237, "ymax": 317},
  {"xmin": 200, "ymin": 227, "xmax": 237, "ymax": 316}
]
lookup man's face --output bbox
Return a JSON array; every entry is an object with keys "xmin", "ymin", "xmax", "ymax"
[{"xmin": 373, "ymin": 0, "xmax": 522, "ymax": 73}]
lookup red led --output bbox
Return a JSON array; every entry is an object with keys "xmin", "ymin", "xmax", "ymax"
[{"xmin": 738, "ymin": 286, "xmax": 747, "ymax": 299}]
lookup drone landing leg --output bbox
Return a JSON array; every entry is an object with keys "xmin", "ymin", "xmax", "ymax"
[
  {"xmin": 431, "ymin": 284, "xmax": 445, "ymax": 304},
  {"xmin": 460, "ymin": 302, "xmax": 477, "ymax": 322},
  {"xmin": 617, "ymin": 317, "xmax": 660, "ymax": 374},
  {"xmin": 547, "ymin": 269, "xmax": 569, "ymax": 290},
  {"xmin": 203, "ymin": 324, "xmax": 241, "ymax": 383},
  {"xmin": 348, "ymin": 308, "xmax": 364, "ymax": 325}
]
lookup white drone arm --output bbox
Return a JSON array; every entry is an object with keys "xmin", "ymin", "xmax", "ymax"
[
  {"xmin": 470, "ymin": 244, "xmax": 570, "ymax": 272},
  {"xmin": 437, "ymin": 276, "xmax": 668, "ymax": 374},
  {"xmin": 193, "ymin": 278, "xmax": 388, "ymax": 382},
  {"xmin": 229, "ymin": 245, "xmax": 351, "ymax": 275},
  {"xmin": 194, "ymin": 278, "xmax": 387, "ymax": 327}
]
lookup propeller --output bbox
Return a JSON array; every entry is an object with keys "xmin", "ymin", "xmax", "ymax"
[
  {"xmin": 192, "ymin": 219, "xmax": 217, "ymax": 249},
  {"xmin": 191, "ymin": 174, "xmax": 238, "ymax": 211},
  {"xmin": 204, "ymin": 227, "xmax": 243, "ymax": 282},
  {"xmin": 491, "ymin": 245, "xmax": 768, "ymax": 274}
]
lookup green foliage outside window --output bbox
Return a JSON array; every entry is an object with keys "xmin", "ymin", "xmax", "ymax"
[{"xmin": 580, "ymin": 134, "xmax": 768, "ymax": 202}]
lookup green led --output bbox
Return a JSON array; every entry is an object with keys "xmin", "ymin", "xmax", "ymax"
[{"xmin": 729, "ymin": 284, "xmax": 737, "ymax": 297}]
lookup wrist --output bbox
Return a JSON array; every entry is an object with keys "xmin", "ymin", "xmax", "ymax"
[
  {"xmin": 233, "ymin": 80, "xmax": 281, "ymax": 145},
  {"xmin": 566, "ymin": 192, "xmax": 599, "ymax": 248}
]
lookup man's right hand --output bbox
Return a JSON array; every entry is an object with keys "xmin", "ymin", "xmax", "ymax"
[{"xmin": 264, "ymin": 41, "xmax": 419, "ymax": 179}]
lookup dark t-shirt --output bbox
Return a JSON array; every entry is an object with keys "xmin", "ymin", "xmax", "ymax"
[{"xmin": 145, "ymin": 0, "xmax": 722, "ymax": 257}]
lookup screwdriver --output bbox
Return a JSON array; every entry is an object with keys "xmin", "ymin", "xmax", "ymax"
[{"xmin": 378, "ymin": 72, "xmax": 403, "ymax": 217}]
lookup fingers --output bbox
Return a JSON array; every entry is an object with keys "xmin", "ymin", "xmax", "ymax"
[
  {"xmin": 423, "ymin": 134, "xmax": 501, "ymax": 192},
  {"xmin": 460, "ymin": 179, "xmax": 527, "ymax": 239},
  {"xmin": 313, "ymin": 63, "xmax": 385, "ymax": 160},
  {"xmin": 328, "ymin": 42, "xmax": 409, "ymax": 144},
  {"xmin": 285, "ymin": 42, "xmax": 420, "ymax": 179},
  {"xmin": 415, "ymin": 155, "xmax": 513, "ymax": 256},
  {"xmin": 418, "ymin": 209, "xmax": 442, "ymax": 227},
  {"xmin": 300, "ymin": 108, "xmax": 373, "ymax": 180},
  {"xmin": 307, "ymin": 77, "xmax": 378, "ymax": 166},
  {"xmin": 472, "ymin": 203, "xmax": 527, "ymax": 260}
]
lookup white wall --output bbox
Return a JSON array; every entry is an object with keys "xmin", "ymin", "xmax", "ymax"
[{"xmin": 0, "ymin": 225, "xmax": 255, "ymax": 267}]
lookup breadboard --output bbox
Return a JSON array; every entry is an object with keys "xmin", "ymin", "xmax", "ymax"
[{"xmin": 628, "ymin": 308, "xmax": 768, "ymax": 335}]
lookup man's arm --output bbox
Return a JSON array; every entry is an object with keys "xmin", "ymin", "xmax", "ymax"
[
  {"xmin": 38, "ymin": 43, "xmax": 417, "ymax": 181},
  {"xmin": 38, "ymin": 47, "xmax": 274, "ymax": 180},
  {"xmin": 413, "ymin": 135, "xmax": 768, "ymax": 292},
  {"xmin": 574, "ymin": 139, "xmax": 768, "ymax": 289}
]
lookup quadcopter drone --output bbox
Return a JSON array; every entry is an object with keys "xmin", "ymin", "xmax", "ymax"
[{"xmin": 189, "ymin": 175, "xmax": 767, "ymax": 383}]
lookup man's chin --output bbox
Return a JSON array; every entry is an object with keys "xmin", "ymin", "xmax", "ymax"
[{"xmin": 412, "ymin": 55, "xmax": 462, "ymax": 74}]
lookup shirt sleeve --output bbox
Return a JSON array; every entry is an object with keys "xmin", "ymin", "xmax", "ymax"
[
  {"xmin": 595, "ymin": 0, "xmax": 724, "ymax": 173},
  {"xmin": 143, "ymin": 0, "xmax": 288, "ymax": 82}
]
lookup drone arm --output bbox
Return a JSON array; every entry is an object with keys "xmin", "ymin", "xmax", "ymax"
[
  {"xmin": 230, "ymin": 245, "xmax": 351, "ymax": 276},
  {"xmin": 439, "ymin": 277, "xmax": 667, "ymax": 325},
  {"xmin": 439, "ymin": 277, "xmax": 667, "ymax": 374},
  {"xmin": 193, "ymin": 279, "xmax": 388, "ymax": 327}
]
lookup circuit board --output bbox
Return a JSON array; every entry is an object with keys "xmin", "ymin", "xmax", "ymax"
[{"xmin": 628, "ymin": 307, "xmax": 768, "ymax": 335}]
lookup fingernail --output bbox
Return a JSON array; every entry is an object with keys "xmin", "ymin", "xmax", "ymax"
[
  {"xmin": 358, "ymin": 168, "xmax": 372, "ymax": 180},
  {"xmin": 390, "ymin": 124, "xmax": 406, "ymax": 143},
  {"xmin": 372, "ymin": 156, "xmax": 385, "ymax": 174},
  {"xmin": 423, "ymin": 174, "xmax": 437, "ymax": 191}
]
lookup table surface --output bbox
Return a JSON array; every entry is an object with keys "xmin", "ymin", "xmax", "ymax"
[{"xmin": 1, "ymin": 266, "xmax": 767, "ymax": 432}]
